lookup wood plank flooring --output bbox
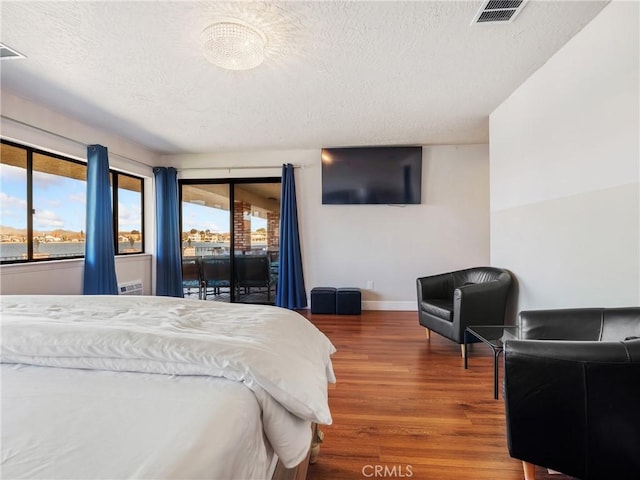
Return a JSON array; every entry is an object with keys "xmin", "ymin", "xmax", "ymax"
[{"xmin": 300, "ymin": 310, "xmax": 575, "ymax": 480}]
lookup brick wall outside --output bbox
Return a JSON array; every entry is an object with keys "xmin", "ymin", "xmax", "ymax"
[
  {"xmin": 267, "ymin": 211, "xmax": 280, "ymax": 251},
  {"xmin": 233, "ymin": 201, "xmax": 251, "ymax": 252}
]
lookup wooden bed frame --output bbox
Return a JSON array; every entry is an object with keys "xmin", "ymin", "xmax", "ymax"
[{"xmin": 272, "ymin": 424, "xmax": 322, "ymax": 480}]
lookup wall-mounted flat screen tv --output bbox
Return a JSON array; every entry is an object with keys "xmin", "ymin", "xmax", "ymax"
[{"xmin": 321, "ymin": 146, "xmax": 422, "ymax": 205}]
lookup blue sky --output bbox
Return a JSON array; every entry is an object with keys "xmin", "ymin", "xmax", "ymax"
[
  {"xmin": 182, "ymin": 202, "xmax": 266, "ymax": 233},
  {"xmin": 0, "ymin": 163, "xmax": 141, "ymax": 233}
]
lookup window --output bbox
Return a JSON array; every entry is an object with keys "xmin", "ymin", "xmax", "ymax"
[
  {"xmin": 32, "ymin": 151, "xmax": 87, "ymax": 258},
  {"xmin": 0, "ymin": 140, "xmax": 144, "ymax": 263},
  {"xmin": 115, "ymin": 173, "xmax": 144, "ymax": 254}
]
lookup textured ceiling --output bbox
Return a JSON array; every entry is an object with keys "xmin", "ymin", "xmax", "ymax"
[{"xmin": 0, "ymin": 1, "xmax": 608, "ymax": 155}]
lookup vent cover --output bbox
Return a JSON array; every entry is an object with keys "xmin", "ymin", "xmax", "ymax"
[
  {"xmin": 0, "ymin": 43, "xmax": 26, "ymax": 60},
  {"xmin": 471, "ymin": 0, "xmax": 529, "ymax": 25}
]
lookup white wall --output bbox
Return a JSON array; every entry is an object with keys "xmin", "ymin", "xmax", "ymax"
[
  {"xmin": 490, "ymin": 1, "xmax": 640, "ymax": 313},
  {"xmin": 0, "ymin": 90, "xmax": 157, "ymax": 295},
  {"xmin": 165, "ymin": 144, "xmax": 491, "ymax": 310},
  {"xmin": 0, "ymin": 255, "xmax": 153, "ymax": 295}
]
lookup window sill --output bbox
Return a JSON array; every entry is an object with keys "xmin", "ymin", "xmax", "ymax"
[{"xmin": 1, "ymin": 253, "xmax": 152, "ymax": 274}]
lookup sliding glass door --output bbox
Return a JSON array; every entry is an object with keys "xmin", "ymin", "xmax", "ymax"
[{"xmin": 179, "ymin": 178, "xmax": 280, "ymax": 304}]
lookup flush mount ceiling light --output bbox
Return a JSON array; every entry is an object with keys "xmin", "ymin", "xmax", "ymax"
[{"xmin": 201, "ymin": 20, "xmax": 267, "ymax": 71}]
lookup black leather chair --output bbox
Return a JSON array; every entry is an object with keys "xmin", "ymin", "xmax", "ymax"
[
  {"xmin": 518, "ymin": 307, "xmax": 640, "ymax": 341},
  {"xmin": 504, "ymin": 307, "xmax": 640, "ymax": 480},
  {"xmin": 416, "ymin": 267, "xmax": 513, "ymax": 356}
]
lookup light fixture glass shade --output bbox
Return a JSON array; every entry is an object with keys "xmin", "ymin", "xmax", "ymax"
[{"xmin": 201, "ymin": 21, "xmax": 266, "ymax": 71}]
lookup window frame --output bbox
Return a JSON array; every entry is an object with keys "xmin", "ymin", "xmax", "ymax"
[
  {"xmin": 0, "ymin": 139, "xmax": 145, "ymax": 264},
  {"xmin": 112, "ymin": 169, "xmax": 146, "ymax": 256}
]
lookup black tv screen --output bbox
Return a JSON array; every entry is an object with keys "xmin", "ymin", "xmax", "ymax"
[{"xmin": 321, "ymin": 146, "xmax": 422, "ymax": 205}]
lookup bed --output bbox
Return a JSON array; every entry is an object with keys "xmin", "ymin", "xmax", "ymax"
[{"xmin": 1, "ymin": 295, "xmax": 336, "ymax": 480}]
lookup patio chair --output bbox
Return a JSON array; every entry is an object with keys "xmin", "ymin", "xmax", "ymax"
[
  {"xmin": 182, "ymin": 257, "xmax": 203, "ymax": 299},
  {"xmin": 201, "ymin": 256, "xmax": 231, "ymax": 299},
  {"xmin": 235, "ymin": 255, "xmax": 275, "ymax": 302}
]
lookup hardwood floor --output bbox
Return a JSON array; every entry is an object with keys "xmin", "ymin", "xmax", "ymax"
[{"xmin": 300, "ymin": 310, "xmax": 575, "ymax": 480}]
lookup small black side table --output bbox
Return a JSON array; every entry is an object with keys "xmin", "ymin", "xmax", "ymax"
[{"xmin": 464, "ymin": 325, "xmax": 520, "ymax": 399}]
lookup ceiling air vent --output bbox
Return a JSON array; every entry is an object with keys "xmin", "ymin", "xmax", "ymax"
[
  {"xmin": 471, "ymin": 0, "xmax": 528, "ymax": 25},
  {"xmin": 0, "ymin": 43, "xmax": 26, "ymax": 60}
]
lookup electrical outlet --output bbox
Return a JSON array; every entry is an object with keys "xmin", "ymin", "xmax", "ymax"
[{"xmin": 366, "ymin": 280, "xmax": 374, "ymax": 290}]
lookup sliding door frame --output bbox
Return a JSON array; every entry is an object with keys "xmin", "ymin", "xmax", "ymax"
[{"xmin": 179, "ymin": 177, "xmax": 281, "ymax": 304}]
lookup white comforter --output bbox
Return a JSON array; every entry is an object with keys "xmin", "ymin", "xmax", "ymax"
[
  {"xmin": 1, "ymin": 295, "xmax": 336, "ymax": 472},
  {"xmin": 3, "ymin": 364, "xmax": 278, "ymax": 479}
]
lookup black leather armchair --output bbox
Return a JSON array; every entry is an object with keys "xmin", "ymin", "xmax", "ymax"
[
  {"xmin": 504, "ymin": 307, "xmax": 640, "ymax": 480},
  {"xmin": 416, "ymin": 267, "xmax": 512, "ymax": 355}
]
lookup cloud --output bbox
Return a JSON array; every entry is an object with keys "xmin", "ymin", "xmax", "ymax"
[
  {"xmin": 0, "ymin": 164, "xmax": 27, "ymax": 183},
  {"xmin": 0, "ymin": 192, "xmax": 27, "ymax": 208},
  {"xmin": 118, "ymin": 202, "xmax": 142, "ymax": 229},
  {"xmin": 32, "ymin": 171, "xmax": 67, "ymax": 190},
  {"xmin": 33, "ymin": 209, "xmax": 65, "ymax": 229},
  {"xmin": 0, "ymin": 192, "xmax": 28, "ymax": 224}
]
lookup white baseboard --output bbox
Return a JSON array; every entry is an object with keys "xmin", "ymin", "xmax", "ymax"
[{"xmin": 362, "ymin": 301, "xmax": 417, "ymax": 311}]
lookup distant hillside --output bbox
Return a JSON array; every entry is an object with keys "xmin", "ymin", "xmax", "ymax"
[
  {"xmin": 49, "ymin": 228, "xmax": 82, "ymax": 238},
  {"xmin": 0, "ymin": 226, "xmax": 27, "ymax": 235},
  {"xmin": 1, "ymin": 226, "xmax": 135, "ymax": 238},
  {"xmin": 0, "ymin": 226, "xmax": 81, "ymax": 237}
]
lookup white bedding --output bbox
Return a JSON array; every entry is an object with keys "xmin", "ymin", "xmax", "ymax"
[
  {"xmin": 2, "ymin": 365, "xmax": 276, "ymax": 479},
  {"xmin": 1, "ymin": 295, "xmax": 336, "ymax": 479}
]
